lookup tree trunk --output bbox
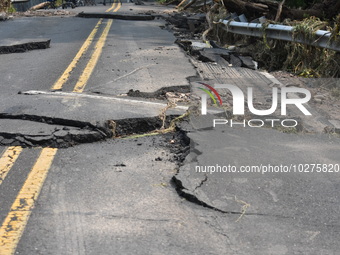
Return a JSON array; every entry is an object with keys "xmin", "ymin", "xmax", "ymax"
[
  {"xmin": 221, "ymin": 0, "xmax": 269, "ymax": 18},
  {"xmin": 274, "ymin": 0, "xmax": 285, "ymax": 22},
  {"xmin": 222, "ymin": 0, "xmax": 340, "ymax": 21},
  {"xmin": 29, "ymin": 2, "xmax": 49, "ymax": 11}
]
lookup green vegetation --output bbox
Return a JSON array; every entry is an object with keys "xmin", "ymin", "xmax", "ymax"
[
  {"xmin": 56, "ymin": 0, "xmax": 63, "ymax": 7},
  {"xmin": 331, "ymin": 87, "xmax": 340, "ymax": 98},
  {"xmin": 156, "ymin": 0, "xmax": 168, "ymax": 4},
  {"xmin": 219, "ymin": 15, "xmax": 340, "ymax": 78},
  {"xmin": 7, "ymin": 4, "xmax": 16, "ymax": 13}
]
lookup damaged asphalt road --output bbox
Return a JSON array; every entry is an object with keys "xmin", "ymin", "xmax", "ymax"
[
  {"xmin": 173, "ymin": 115, "xmax": 340, "ymax": 254},
  {"xmin": 1, "ymin": 1, "xmax": 340, "ymax": 254},
  {"xmin": 0, "ymin": 113, "xmax": 113, "ymax": 147}
]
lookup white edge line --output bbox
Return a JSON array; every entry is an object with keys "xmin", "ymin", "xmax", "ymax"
[{"xmin": 22, "ymin": 90, "xmax": 189, "ymax": 110}]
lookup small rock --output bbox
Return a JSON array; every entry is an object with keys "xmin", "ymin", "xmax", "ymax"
[
  {"xmin": 229, "ymin": 55, "xmax": 242, "ymax": 67},
  {"xmin": 328, "ymin": 120, "xmax": 340, "ymax": 134},
  {"xmin": 324, "ymin": 126, "xmax": 335, "ymax": 133},
  {"xmin": 239, "ymin": 56, "xmax": 257, "ymax": 70},
  {"xmin": 0, "ymin": 12, "xmax": 8, "ymax": 21},
  {"xmin": 314, "ymin": 94, "xmax": 326, "ymax": 100},
  {"xmin": 227, "ymin": 46, "xmax": 236, "ymax": 51}
]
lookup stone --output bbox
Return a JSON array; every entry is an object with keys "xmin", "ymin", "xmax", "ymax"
[
  {"xmin": 239, "ymin": 55, "xmax": 257, "ymax": 70},
  {"xmin": 0, "ymin": 12, "xmax": 8, "ymax": 21},
  {"xmin": 229, "ymin": 54, "xmax": 242, "ymax": 67},
  {"xmin": 328, "ymin": 120, "xmax": 340, "ymax": 134}
]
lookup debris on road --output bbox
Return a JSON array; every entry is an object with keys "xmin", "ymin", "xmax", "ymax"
[
  {"xmin": 126, "ymin": 85, "xmax": 190, "ymax": 100},
  {"xmin": 0, "ymin": 11, "xmax": 8, "ymax": 21},
  {"xmin": 175, "ymin": 38, "xmax": 257, "ymax": 70},
  {"xmin": 12, "ymin": 10, "xmax": 74, "ymax": 17},
  {"xmin": 77, "ymin": 12, "xmax": 155, "ymax": 20},
  {"xmin": 164, "ymin": 12, "xmax": 258, "ymax": 70},
  {"xmin": 29, "ymin": 1, "xmax": 50, "ymax": 11},
  {"xmin": 0, "ymin": 38, "xmax": 51, "ymax": 54}
]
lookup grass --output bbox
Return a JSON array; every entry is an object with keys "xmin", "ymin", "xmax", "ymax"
[
  {"xmin": 216, "ymin": 15, "xmax": 340, "ymax": 78},
  {"xmin": 331, "ymin": 87, "xmax": 340, "ymax": 98},
  {"xmin": 156, "ymin": 0, "xmax": 168, "ymax": 4},
  {"xmin": 7, "ymin": 4, "xmax": 16, "ymax": 13},
  {"xmin": 122, "ymin": 112, "xmax": 190, "ymax": 139}
]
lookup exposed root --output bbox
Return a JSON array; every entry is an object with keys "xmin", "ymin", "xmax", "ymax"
[{"xmin": 235, "ymin": 196, "xmax": 251, "ymax": 222}]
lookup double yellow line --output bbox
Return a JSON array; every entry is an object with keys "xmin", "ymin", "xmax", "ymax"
[
  {"xmin": 52, "ymin": 0, "xmax": 121, "ymax": 93},
  {"xmin": 0, "ymin": 147, "xmax": 57, "ymax": 255},
  {"xmin": 0, "ymin": 2, "xmax": 122, "ymax": 253},
  {"xmin": 105, "ymin": 0, "xmax": 121, "ymax": 13}
]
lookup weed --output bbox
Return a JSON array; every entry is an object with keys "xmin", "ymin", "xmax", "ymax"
[
  {"xmin": 331, "ymin": 87, "xmax": 340, "ymax": 98},
  {"xmin": 8, "ymin": 4, "xmax": 15, "ymax": 13},
  {"xmin": 275, "ymin": 126, "xmax": 298, "ymax": 134},
  {"xmin": 217, "ymin": 15, "xmax": 340, "ymax": 78},
  {"xmin": 156, "ymin": 0, "xmax": 168, "ymax": 4}
]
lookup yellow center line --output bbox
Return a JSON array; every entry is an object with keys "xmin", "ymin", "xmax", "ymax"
[
  {"xmin": 0, "ymin": 147, "xmax": 23, "ymax": 186},
  {"xmin": 105, "ymin": 0, "xmax": 118, "ymax": 12},
  {"xmin": 112, "ymin": 0, "xmax": 121, "ymax": 12},
  {"xmin": 73, "ymin": 0, "xmax": 122, "ymax": 93},
  {"xmin": 73, "ymin": 19, "xmax": 114, "ymax": 93},
  {"xmin": 51, "ymin": 19, "xmax": 103, "ymax": 91},
  {"xmin": 0, "ymin": 148, "xmax": 58, "ymax": 255}
]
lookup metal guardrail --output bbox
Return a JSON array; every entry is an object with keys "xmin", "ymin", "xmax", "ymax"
[{"xmin": 220, "ymin": 16, "xmax": 340, "ymax": 52}]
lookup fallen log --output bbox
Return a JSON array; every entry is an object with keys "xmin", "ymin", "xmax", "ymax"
[
  {"xmin": 222, "ymin": 0, "xmax": 340, "ymax": 21},
  {"xmin": 202, "ymin": 3, "xmax": 219, "ymax": 41},
  {"xmin": 274, "ymin": 0, "xmax": 285, "ymax": 22},
  {"xmin": 176, "ymin": 0, "xmax": 190, "ymax": 9},
  {"xmin": 29, "ymin": 2, "xmax": 49, "ymax": 11},
  {"xmin": 183, "ymin": 0, "xmax": 197, "ymax": 10},
  {"xmin": 221, "ymin": 0, "xmax": 269, "ymax": 18}
]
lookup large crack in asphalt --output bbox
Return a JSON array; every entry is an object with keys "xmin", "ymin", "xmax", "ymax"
[
  {"xmin": 0, "ymin": 108, "xmax": 292, "ymax": 220},
  {"xmin": 0, "ymin": 113, "xmax": 113, "ymax": 148},
  {"xmin": 114, "ymin": 115, "xmax": 177, "ymax": 137},
  {"xmin": 0, "ymin": 113, "xmax": 183, "ymax": 148},
  {"xmin": 126, "ymin": 85, "xmax": 190, "ymax": 100},
  {"xmin": 168, "ymin": 117, "xmax": 295, "ymax": 219}
]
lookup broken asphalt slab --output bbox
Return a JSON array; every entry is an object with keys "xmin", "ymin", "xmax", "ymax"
[
  {"xmin": 0, "ymin": 113, "xmax": 113, "ymax": 147},
  {"xmin": 0, "ymin": 38, "xmax": 50, "ymax": 54},
  {"xmin": 77, "ymin": 12, "xmax": 155, "ymax": 20},
  {"xmin": 175, "ymin": 39, "xmax": 257, "ymax": 70},
  {"xmin": 172, "ymin": 115, "xmax": 340, "ymax": 253}
]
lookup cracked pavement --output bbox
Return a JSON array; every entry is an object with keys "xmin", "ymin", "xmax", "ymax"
[
  {"xmin": 1, "ymin": 0, "xmax": 340, "ymax": 254},
  {"xmin": 174, "ymin": 116, "xmax": 340, "ymax": 254}
]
